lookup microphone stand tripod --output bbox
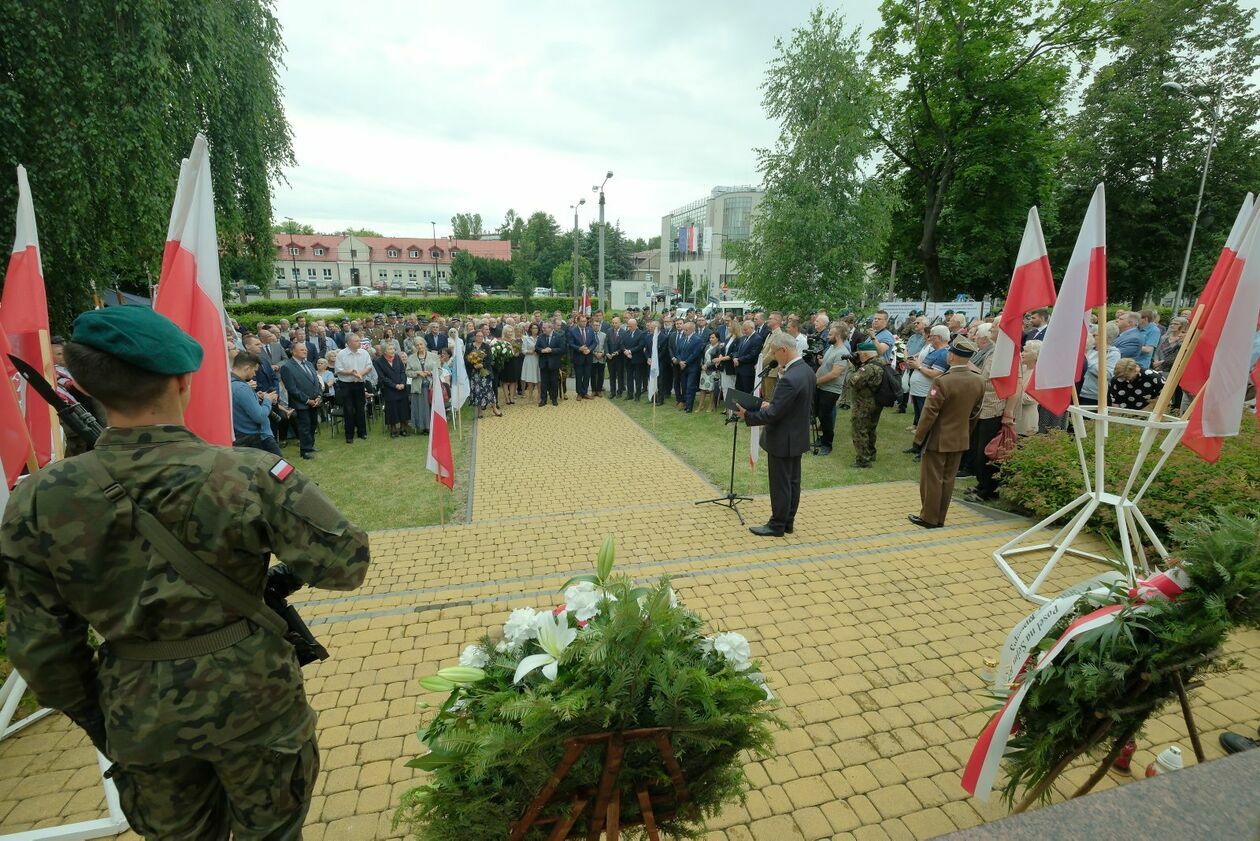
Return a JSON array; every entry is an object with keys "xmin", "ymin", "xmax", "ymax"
[{"xmin": 695, "ymin": 363, "xmax": 774, "ymax": 524}]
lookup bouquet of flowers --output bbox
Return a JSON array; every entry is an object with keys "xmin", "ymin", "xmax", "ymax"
[
  {"xmin": 395, "ymin": 536, "xmax": 780, "ymax": 840},
  {"xmin": 467, "ymin": 349, "xmax": 490, "ymax": 379},
  {"xmin": 488, "ymin": 338, "xmax": 515, "ymax": 372}
]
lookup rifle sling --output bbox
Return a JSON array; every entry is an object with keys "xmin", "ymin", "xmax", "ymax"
[{"xmin": 79, "ymin": 452, "xmax": 287, "ymax": 660}]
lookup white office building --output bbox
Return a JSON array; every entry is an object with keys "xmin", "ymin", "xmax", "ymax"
[{"xmin": 658, "ymin": 186, "xmax": 762, "ymax": 302}]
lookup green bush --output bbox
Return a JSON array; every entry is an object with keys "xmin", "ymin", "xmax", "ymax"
[
  {"xmin": 999, "ymin": 424, "xmax": 1260, "ymax": 538},
  {"xmin": 227, "ymin": 295, "xmax": 575, "ymax": 320}
]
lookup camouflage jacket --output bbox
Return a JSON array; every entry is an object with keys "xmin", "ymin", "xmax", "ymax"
[
  {"xmin": 848, "ymin": 358, "xmax": 885, "ymax": 417},
  {"xmin": 1, "ymin": 426, "xmax": 371, "ymax": 764}
]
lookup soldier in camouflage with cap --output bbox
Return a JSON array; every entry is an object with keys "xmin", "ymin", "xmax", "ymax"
[
  {"xmin": 847, "ymin": 340, "xmax": 885, "ymax": 468},
  {"xmin": 1, "ymin": 306, "xmax": 371, "ymax": 840}
]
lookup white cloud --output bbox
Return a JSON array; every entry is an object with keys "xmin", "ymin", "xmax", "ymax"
[{"xmin": 271, "ymin": 0, "xmax": 884, "ymax": 239}]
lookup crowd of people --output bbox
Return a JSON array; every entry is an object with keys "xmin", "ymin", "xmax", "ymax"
[{"xmin": 223, "ymin": 302, "xmax": 1233, "ymax": 510}]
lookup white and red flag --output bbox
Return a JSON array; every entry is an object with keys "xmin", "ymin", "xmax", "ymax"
[
  {"xmin": 1181, "ymin": 207, "xmax": 1260, "ymax": 462},
  {"xmin": 426, "ymin": 369, "xmax": 455, "ymax": 489},
  {"xmin": 1028, "ymin": 184, "xmax": 1107, "ymax": 415},
  {"xmin": 1180, "ymin": 193, "xmax": 1254, "ymax": 397},
  {"xmin": 992, "ymin": 207, "xmax": 1055, "ymax": 399},
  {"xmin": 0, "ymin": 325, "xmax": 36, "ymax": 492},
  {"xmin": 1, "ymin": 165, "xmax": 55, "ymax": 466},
  {"xmin": 153, "ymin": 135, "xmax": 233, "ymax": 446}
]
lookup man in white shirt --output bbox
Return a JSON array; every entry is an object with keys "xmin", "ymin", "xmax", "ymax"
[
  {"xmin": 334, "ymin": 334, "xmax": 373, "ymax": 443},
  {"xmin": 905, "ymin": 325, "xmax": 951, "ymax": 431}
]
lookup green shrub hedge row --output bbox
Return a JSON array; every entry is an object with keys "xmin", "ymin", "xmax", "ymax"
[{"xmin": 999, "ymin": 424, "xmax": 1260, "ymax": 538}]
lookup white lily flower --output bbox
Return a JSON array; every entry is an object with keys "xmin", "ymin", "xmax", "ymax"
[
  {"xmin": 458, "ymin": 645, "xmax": 489, "ymax": 669},
  {"xmin": 712, "ymin": 632, "xmax": 752, "ymax": 672},
  {"xmin": 502, "ymin": 607, "xmax": 540, "ymax": 648},
  {"xmin": 563, "ymin": 581, "xmax": 617, "ymax": 622},
  {"xmin": 513, "ymin": 610, "xmax": 577, "ymax": 683},
  {"xmin": 746, "ymin": 671, "xmax": 775, "ymax": 701}
]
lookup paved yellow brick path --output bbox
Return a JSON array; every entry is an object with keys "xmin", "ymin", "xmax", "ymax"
[{"xmin": 2, "ymin": 398, "xmax": 1258, "ymax": 839}]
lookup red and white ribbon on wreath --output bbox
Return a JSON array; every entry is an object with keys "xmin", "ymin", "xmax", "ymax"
[{"xmin": 962, "ymin": 566, "xmax": 1191, "ymax": 801}]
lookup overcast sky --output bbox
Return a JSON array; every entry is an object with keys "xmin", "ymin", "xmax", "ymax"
[{"xmin": 270, "ymin": 0, "xmax": 885, "ymax": 241}]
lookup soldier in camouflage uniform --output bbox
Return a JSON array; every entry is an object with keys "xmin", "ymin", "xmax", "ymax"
[
  {"xmin": 847, "ymin": 340, "xmax": 885, "ymax": 468},
  {"xmin": 1, "ymin": 306, "xmax": 371, "ymax": 840}
]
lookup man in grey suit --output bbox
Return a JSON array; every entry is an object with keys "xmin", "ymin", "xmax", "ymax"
[
  {"xmin": 279, "ymin": 341, "xmax": 323, "ymax": 459},
  {"xmin": 736, "ymin": 332, "xmax": 813, "ymax": 537}
]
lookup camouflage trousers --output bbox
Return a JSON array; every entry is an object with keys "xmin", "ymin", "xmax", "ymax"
[
  {"xmin": 850, "ymin": 406, "xmax": 882, "ymax": 466},
  {"xmin": 109, "ymin": 727, "xmax": 319, "ymax": 840}
]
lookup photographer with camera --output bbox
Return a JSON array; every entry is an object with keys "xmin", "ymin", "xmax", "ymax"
[
  {"xmin": 2, "ymin": 306, "xmax": 371, "ymax": 839},
  {"xmin": 812, "ymin": 323, "xmax": 851, "ymax": 456}
]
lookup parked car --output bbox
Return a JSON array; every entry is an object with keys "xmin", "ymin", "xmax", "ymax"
[
  {"xmin": 402, "ymin": 280, "xmax": 422, "ymax": 292},
  {"xmin": 438, "ymin": 281, "xmax": 452, "ymax": 293},
  {"xmin": 294, "ymin": 307, "xmax": 347, "ymax": 320},
  {"xmin": 339, "ymin": 286, "xmax": 380, "ymax": 297},
  {"xmin": 532, "ymin": 287, "xmax": 551, "ymax": 297}
]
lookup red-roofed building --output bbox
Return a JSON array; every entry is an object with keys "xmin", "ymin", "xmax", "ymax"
[{"xmin": 272, "ymin": 233, "xmax": 510, "ymax": 291}]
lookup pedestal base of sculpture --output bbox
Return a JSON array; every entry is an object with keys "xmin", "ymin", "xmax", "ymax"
[{"xmin": 994, "ymin": 405, "xmax": 1187, "ymax": 605}]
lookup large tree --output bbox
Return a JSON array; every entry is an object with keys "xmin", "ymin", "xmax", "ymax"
[
  {"xmin": 451, "ymin": 212, "xmax": 484, "ymax": 240},
  {"xmin": 870, "ymin": 0, "xmax": 1109, "ymax": 300},
  {"xmin": 0, "ymin": 0, "xmax": 294, "ymax": 327},
  {"xmin": 580, "ymin": 220, "xmax": 634, "ymax": 281},
  {"xmin": 730, "ymin": 8, "xmax": 893, "ymax": 314},
  {"xmin": 342, "ymin": 226, "xmax": 382, "ymax": 238},
  {"xmin": 550, "ymin": 257, "xmax": 592, "ymax": 294},
  {"xmin": 1054, "ymin": 0, "xmax": 1260, "ymax": 307},
  {"xmin": 272, "ymin": 219, "xmax": 315, "ymax": 234},
  {"xmin": 450, "ymin": 251, "xmax": 477, "ymax": 310}
]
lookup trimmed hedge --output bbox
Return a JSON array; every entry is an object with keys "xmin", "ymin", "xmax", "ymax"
[
  {"xmin": 999, "ymin": 423, "xmax": 1260, "ymax": 538},
  {"xmin": 227, "ymin": 295, "xmax": 575, "ymax": 319}
]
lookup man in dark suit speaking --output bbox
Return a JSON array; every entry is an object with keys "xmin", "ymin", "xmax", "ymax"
[{"xmin": 735, "ymin": 332, "xmax": 812, "ymax": 537}]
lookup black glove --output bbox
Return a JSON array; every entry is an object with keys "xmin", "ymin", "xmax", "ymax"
[
  {"xmin": 265, "ymin": 563, "xmax": 304, "ymax": 602},
  {"xmin": 65, "ymin": 703, "xmax": 110, "ymax": 757},
  {"xmin": 909, "ymin": 441, "xmax": 924, "ymax": 455}
]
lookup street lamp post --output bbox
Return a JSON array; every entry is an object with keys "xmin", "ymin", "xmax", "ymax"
[
  {"xmin": 570, "ymin": 198, "xmax": 586, "ymax": 311},
  {"xmin": 592, "ymin": 171, "xmax": 613, "ymax": 313},
  {"xmin": 285, "ymin": 217, "xmax": 301, "ymax": 299},
  {"xmin": 1163, "ymin": 80, "xmax": 1223, "ymax": 317},
  {"xmin": 430, "ymin": 221, "xmax": 438, "ymax": 298}
]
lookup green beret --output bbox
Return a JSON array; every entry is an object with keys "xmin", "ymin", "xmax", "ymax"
[
  {"xmin": 71, "ymin": 306, "xmax": 204, "ymax": 375},
  {"xmin": 856, "ymin": 339, "xmax": 877, "ymax": 352}
]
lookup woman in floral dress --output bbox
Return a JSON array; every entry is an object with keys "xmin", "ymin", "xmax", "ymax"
[{"xmin": 465, "ymin": 330, "xmax": 501, "ymax": 418}]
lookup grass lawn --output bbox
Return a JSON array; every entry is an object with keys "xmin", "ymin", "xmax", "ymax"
[
  {"xmin": 615, "ymin": 395, "xmax": 922, "ymax": 496},
  {"xmin": 279, "ymin": 405, "xmax": 474, "ymax": 532}
]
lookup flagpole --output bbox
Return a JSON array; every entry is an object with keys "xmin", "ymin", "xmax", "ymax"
[
  {"xmin": 436, "ymin": 476, "xmax": 444, "ymax": 525},
  {"xmin": 1095, "ymin": 307, "xmax": 1109, "ymax": 412},
  {"xmin": 37, "ymin": 329, "xmax": 63, "ymax": 461},
  {"xmin": 1148, "ymin": 303, "xmax": 1206, "ymax": 420}
]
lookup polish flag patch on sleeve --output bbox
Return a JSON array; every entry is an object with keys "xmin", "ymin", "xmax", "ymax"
[
  {"xmin": 929, "ymin": 388, "xmax": 938, "ymax": 397},
  {"xmin": 270, "ymin": 459, "xmax": 294, "ymax": 482}
]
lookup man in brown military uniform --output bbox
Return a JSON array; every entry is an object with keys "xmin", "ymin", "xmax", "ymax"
[
  {"xmin": 1, "ymin": 306, "xmax": 371, "ymax": 840},
  {"xmin": 909, "ymin": 337, "xmax": 985, "ymax": 528}
]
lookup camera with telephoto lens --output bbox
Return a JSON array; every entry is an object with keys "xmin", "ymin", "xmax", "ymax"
[{"xmin": 803, "ymin": 332, "xmax": 827, "ymax": 369}]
